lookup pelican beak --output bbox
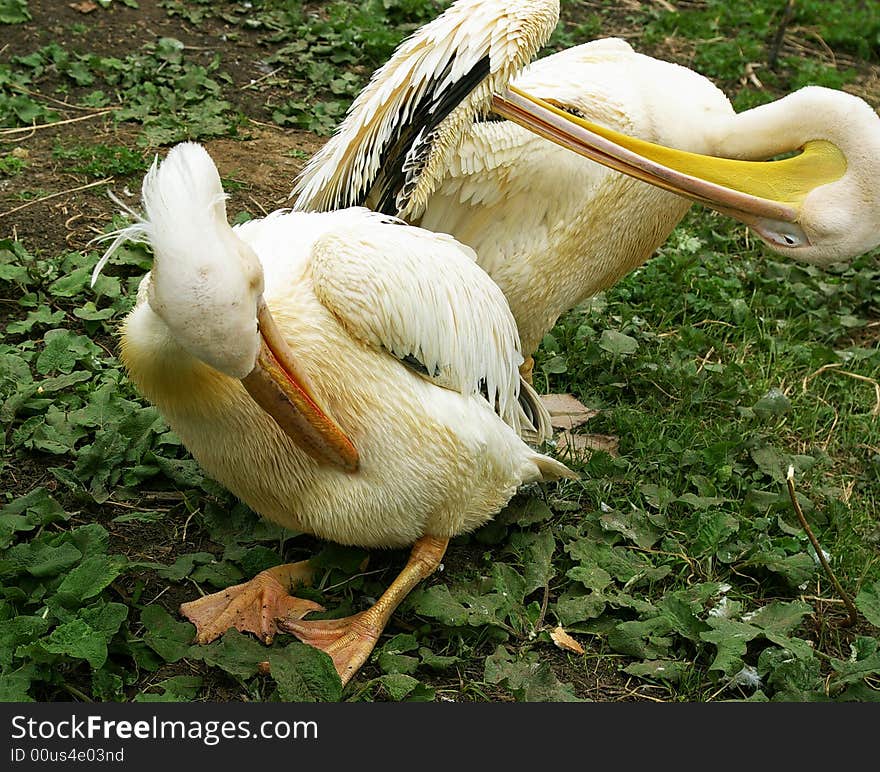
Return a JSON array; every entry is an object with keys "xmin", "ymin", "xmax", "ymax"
[
  {"xmin": 241, "ymin": 299, "xmax": 359, "ymax": 472},
  {"xmin": 491, "ymin": 85, "xmax": 848, "ymax": 251}
]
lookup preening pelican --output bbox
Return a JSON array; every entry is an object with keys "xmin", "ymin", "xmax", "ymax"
[
  {"xmin": 97, "ymin": 141, "xmax": 574, "ymax": 684},
  {"xmin": 293, "ymin": 22, "xmax": 880, "ymax": 371},
  {"xmin": 93, "ymin": 0, "xmax": 580, "ymax": 688}
]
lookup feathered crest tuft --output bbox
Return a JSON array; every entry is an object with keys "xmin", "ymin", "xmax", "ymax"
[
  {"xmin": 89, "ymin": 144, "xmax": 229, "ymax": 288},
  {"xmin": 89, "ymin": 185, "xmax": 154, "ymax": 288}
]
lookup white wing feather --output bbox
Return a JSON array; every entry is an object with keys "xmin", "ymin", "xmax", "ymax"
[
  {"xmin": 309, "ymin": 219, "xmax": 528, "ymax": 432},
  {"xmin": 291, "ymin": 0, "xmax": 559, "ymax": 219}
]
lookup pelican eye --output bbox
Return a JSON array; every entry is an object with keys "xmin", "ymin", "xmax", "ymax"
[{"xmin": 752, "ymin": 218, "xmax": 811, "ymax": 250}]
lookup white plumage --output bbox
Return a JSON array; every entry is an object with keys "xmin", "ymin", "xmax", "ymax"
[
  {"xmin": 295, "ymin": 25, "xmax": 880, "ymax": 364},
  {"xmin": 106, "ymin": 141, "xmax": 572, "ymax": 684},
  {"xmin": 292, "ymin": 0, "xmax": 560, "ymax": 220}
]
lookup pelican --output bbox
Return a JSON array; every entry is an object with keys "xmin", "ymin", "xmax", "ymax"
[
  {"xmin": 293, "ymin": 22, "xmax": 880, "ymax": 376},
  {"xmin": 93, "ymin": 0, "xmax": 592, "ymax": 689},
  {"xmin": 95, "ymin": 140, "xmax": 575, "ymax": 685}
]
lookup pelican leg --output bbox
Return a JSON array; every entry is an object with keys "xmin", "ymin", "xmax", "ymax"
[
  {"xmin": 519, "ymin": 355, "xmax": 535, "ymax": 385},
  {"xmin": 279, "ymin": 535, "xmax": 449, "ymax": 685},
  {"xmin": 181, "ymin": 561, "xmax": 323, "ymax": 645}
]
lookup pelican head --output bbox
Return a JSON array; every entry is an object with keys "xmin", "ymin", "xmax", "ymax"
[
  {"xmin": 132, "ymin": 145, "xmax": 265, "ymax": 378},
  {"xmin": 706, "ymin": 86, "xmax": 880, "ymax": 264},
  {"xmin": 101, "ymin": 142, "xmax": 358, "ymax": 471},
  {"xmin": 492, "ymin": 84, "xmax": 880, "ymax": 266}
]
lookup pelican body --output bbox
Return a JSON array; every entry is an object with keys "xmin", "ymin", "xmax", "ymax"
[
  {"xmin": 106, "ymin": 142, "xmax": 572, "ymax": 684},
  {"xmin": 294, "ymin": 25, "xmax": 880, "ymax": 365},
  {"xmin": 121, "ymin": 187, "xmax": 563, "ymax": 548},
  {"xmin": 94, "ymin": 0, "xmax": 591, "ymax": 690}
]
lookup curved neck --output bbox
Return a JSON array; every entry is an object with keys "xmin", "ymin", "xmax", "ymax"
[{"xmin": 707, "ymin": 88, "xmax": 858, "ymax": 160}]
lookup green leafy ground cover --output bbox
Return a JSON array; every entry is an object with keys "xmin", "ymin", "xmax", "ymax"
[{"xmin": 1, "ymin": 0, "xmax": 879, "ymax": 702}]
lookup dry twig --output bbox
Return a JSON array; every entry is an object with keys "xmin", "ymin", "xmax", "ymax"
[
  {"xmin": 0, "ymin": 178, "xmax": 113, "ymax": 219},
  {"xmin": 802, "ymin": 362, "xmax": 880, "ymax": 417},
  {"xmin": 786, "ymin": 465, "xmax": 858, "ymax": 627},
  {"xmin": 768, "ymin": 0, "xmax": 797, "ymax": 70}
]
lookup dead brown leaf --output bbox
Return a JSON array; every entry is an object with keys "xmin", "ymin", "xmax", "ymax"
[
  {"xmin": 556, "ymin": 431, "xmax": 620, "ymax": 458},
  {"xmin": 69, "ymin": 1, "xmax": 98, "ymax": 12},
  {"xmin": 540, "ymin": 393, "xmax": 599, "ymax": 431},
  {"xmin": 550, "ymin": 626, "xmax": 585, "ymax": 655}
]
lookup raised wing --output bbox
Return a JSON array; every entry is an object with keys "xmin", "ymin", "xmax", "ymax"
[
  {"xmin": 309, "ymin": 213, "xmax": 546, "ymax": 438},
  {"xmin": 291, "ymin": 0, "xmax": 559, "ymax": 221}
]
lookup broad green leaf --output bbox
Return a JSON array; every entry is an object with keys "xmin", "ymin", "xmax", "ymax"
[
  {"xmin": 36, "ymin": 329, "xmax": 102, "ymax": 374},
  {"xmin": 5, "ymin": 306, "xmax": 65, "ymax": 335},
  {"xmin": 406, "ymin": 584, "xmax": 469, "ymax": 627},
  {"xmin": 657, "ymin": 594, "xmax": 711, "ymax": 643},
  {"xmin": 483, "ymin": 644, "xmax": 530, "ymax": 689},
  {"xmin": 191, "ymin": 629, "xmax": 266, "ymax": 680},
  {"xmin": 750, "ymin": 552, "xmax": 816, "ymax": 587},
  {"xmin": 499, "ymin": 496, "xmax": 553, "ymax": 526},
  {"xmin": 223, "ymin": 544, "xmax": 282, "ymax": 578},
  {"xmin": 141, "ymin": 605, "xmax": 195, "ymax": 662},
  {"xmin": 73, "ymin": 302, "xmax": 115, "ymax": 322},
  {"xmin": 54, "ymin": 555, "xmax": 125, "ymax": 605},
  {"xmin": 745, "ymin": 600, "xmax": 812, "ymax": 636},
  {"xmin": 599, "ymin": 507, "xmax": 662, "ymax": 548},
  {"xmin": 0, "ymin": 0, "xmax": 31, "ymax": 24},
  {"xmin": 80, "ymin": 601, "xmax": 129, "ymax": 638},
  {"xmin": 158, "ymin": 552, "xmax": 216, "ymax": 581},
  {"xmin": 378, "ymin": 633, "xmax": 419, "ymax": 654},
  {"xmin": 0, "ymin": 488, "xmax": 68, "ymax": 548},
  {"xmin": 191, "ymin": 560, "xmax": 244, "ymax": 588},
  {"xmin": 492, "ymin": 563, "xmax": 526, "ymax": 606},
  {"xmin": 519, "ymin": 663, "xmax": 582, "ymax": 702},
  {"xmin": 0, "ymin": 665, "xmax": 40, "ymax": 702},
  {"xmin": 377, "ymin": 673, "xmax": 421, "ymax": 701},
  {"xmin": 608, "ymin": 617, "xmax": 674, "ymax": 659},
  {"xmin": 624, "ymin": 659, "xmax": 689, "ymax": 683},
  {"xmin": 112, "ymin": 511, "xmax": 167, "ymax": 525},
  {"xmin": 701, "ymin": 618, "xmax": 761, "ymax": 675},
  {"xmin": 752, "ymin": 388, "xmax": 792, "ymax": 420},
  {"xmin": 47, "ymin": 266, "xmax": 95, "ymax": 298},
  {"xmin": 759, "ymin": 647, "xmax": 826, "ymax": 701},
  {"xmin": 149, "ymin": 453, "xmax": 207, "ymax": 489},
  {"xmin": 555, "ymin": 590, "xmax": 606, "ymax": 626},
  {"xmin": 38, "ymin": 618, "xmax": 109, "ymax": 668},
  {"xmin": 599, "ymin": 329, "xmax": 638, "ymax": 356},
  {"xmin": 0, "ymin": 615, "xmax": 50, "ymax": 667},
  {"xmin": 1, "ymin": 371, "xmax": 91, "ymax": 424},
  {"xmin": 418, "ymin": 647, "xmax": 459, "ymax": 670},
  {"xmin": 267, "ymin": 644, "xmax": 342, "ymax": 702},
  {"xmin": 484, "ymin": 645, "xmax": 581, "ymax": 702},
  {"xmin": 691, "ymin": 511, "xmax": 739, "ymax": 555},
  {"xmin": 67, "ymin": 523, "xmax": 110, "ymax": 560},
  {"xmin": 567, "ymin": 553, "xmax": 612, "ymax": 589},
  {"xmin": 829, "ymin": 638, "xmax": 880, "ymax": 688},
  {"xmin": 96, "ymin": 673, "xmax": 132, "ymax": 704},
  {"xmin": 377, "ymin": 652, "xmax": 419, "ymax": 675},
  {"xmin": 640, "ymin": 483, "xmax": 675, "ymax": 510},
  {"xmin": 677, "ymin": 493, "xmax": 728, "ymax": 510},
  {"xmin": 855, "ymin": 581, "xmax": 880, "ymax": 628},
  {"xmin": 135, "ymin": 675, "xmax": 203, "ymax": 702},
  {"xmin": 510, "ymin": 530, "xmax": 556, "ymax": 595},
  {"xmin": 4, "ymin": 540, "xmax": 82, "ymax": 579}
]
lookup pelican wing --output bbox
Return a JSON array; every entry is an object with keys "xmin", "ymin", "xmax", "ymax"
[
  {"xmin": 310, "ymin": 215, "xmax": 541, "ymax": 435},
  {"xmin": 291, "ymin": 0, "xmax": 559, "ymax": 221}
]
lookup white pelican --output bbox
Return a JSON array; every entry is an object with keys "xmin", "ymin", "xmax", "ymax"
[
  {"xmin": 94, "ymin": 0, "xmax": 592, "ymax": 688},
  {"xmin": 95, "ymin": 141, "xmax": 575, "ymax": 685},
  {"xmin": 293, "ymin": 26, "xmax": 880, "ymax": 373}
]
